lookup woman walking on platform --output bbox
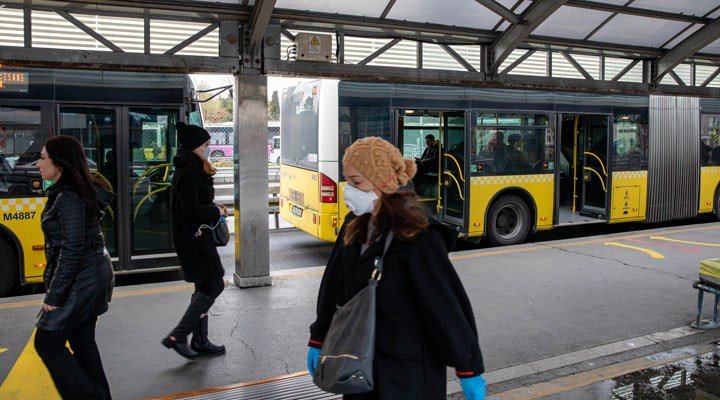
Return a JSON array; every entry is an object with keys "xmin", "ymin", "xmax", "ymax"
[
  {"xmin": 35, "ymin": 136, "xmax": 115, "ymax": 400},
  {"xmin": 162, "ymin": 122, "xmax": 228, "ymax": 360},
  {"xmin": 307, "ymin": 137, "xmax": 487, "ymax": 400}
]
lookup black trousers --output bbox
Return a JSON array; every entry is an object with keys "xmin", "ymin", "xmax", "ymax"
[
  {"xmin": 195, "ymin": 278, "xmax": 224, "ymax": 299},
  {"xmin": 35, "ymin": 316, "xmax": 111, "ymax": 400}
]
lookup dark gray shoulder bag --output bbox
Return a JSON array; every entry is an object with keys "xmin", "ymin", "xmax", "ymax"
[{"xmin": 313, "ymin": 232, "xmax": 394, "ymax": 394}]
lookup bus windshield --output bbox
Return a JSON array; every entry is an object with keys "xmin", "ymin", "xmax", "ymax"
[{"xmin": 281, "ymin": 82, "xmax": 319, "ymax": 170}]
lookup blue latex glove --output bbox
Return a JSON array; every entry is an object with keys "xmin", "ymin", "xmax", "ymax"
[
  {"xmin": 460, "ymin": 375, "xmax": 486, "ymax": 400},
  {"xmin": 307, "ymin": 347, "xmax": 321, "ymax": 378}
]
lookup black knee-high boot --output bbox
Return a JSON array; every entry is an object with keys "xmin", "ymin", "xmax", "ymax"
[
  {"xmin": 162, "ymin": 292, "xmax": 215, "ymax": 360},
  {"xmin": 191, "ymin": 314, "xmax": 226, "ymax": 356}
]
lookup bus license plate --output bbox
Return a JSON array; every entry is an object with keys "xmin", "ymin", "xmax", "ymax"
[{"xmin": 291, "ymin": 205, "xmax": 303, "ymax": 218}]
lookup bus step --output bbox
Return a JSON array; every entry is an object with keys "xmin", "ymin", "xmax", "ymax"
[{"xmin": 170, "ymin": 373, "xmax": 340, "ymax": 400}]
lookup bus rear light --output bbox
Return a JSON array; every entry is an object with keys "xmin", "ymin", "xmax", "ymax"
[
  {"xmin": 32, "ymin": 245, "xmax": 45, "ymax": 251},
  {"xmin": 332, "ymin": 217, "xmax": 338, "ymax": 227},
  {"xmin": 320, "ymin": 174, "xmax": 337, "ymax": 203},
  {"xmin": 35, "ymin": 263, "xmax": 45, "ymax": 269}
]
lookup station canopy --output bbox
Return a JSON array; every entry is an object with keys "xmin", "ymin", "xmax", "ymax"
[{"xmin": 2, "ymin": 0, "xmax": 720, "ymax": 93}]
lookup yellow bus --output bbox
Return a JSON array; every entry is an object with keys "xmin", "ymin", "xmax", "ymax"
[
  {"xmin": 279, "ymin": 80, "xmax": 720, "ymax": 244},
  {"xmin": 0, "ymin": 68, "xmax": 202, "ymax": 296}
]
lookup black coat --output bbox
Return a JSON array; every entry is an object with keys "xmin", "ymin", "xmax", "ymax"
[
  {"xmin": 310, "ymin": 215, "xmax": 484, "ymax": 400},
  {"xmin": 38, "ymin": 184, "xmax": 115, "ymax": 331},
  {"xmin": 170, "ymin": 148, "xmax": 223, "ymax": 282}
]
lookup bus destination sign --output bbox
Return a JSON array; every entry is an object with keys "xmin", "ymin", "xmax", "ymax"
[{"xmin": 0, "ymin": 72, "xmax": 29, "ymax": 92}]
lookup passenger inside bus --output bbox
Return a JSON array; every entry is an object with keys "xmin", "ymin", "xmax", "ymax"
[{"xmin": 414, "ymin": 134, "xmax": 440, "ymax": 197}]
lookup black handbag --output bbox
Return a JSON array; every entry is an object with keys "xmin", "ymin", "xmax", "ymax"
[
  {"xmin": 195, "ymin": 216, "xmax": 230, "ymax": 246},
  {"xmin": 313, "ymin": 232, "xmax": 394, "ymax": 394}
]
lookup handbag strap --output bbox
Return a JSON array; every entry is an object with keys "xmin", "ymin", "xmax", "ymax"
[{"xmin": 371, "ymin": 231, "xmax": 394, "ymax": 281}]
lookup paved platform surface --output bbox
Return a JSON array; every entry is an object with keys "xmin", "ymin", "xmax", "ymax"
[{"xmin": 1, "ymin": 222, "xmax": 720, "ymax": 399}]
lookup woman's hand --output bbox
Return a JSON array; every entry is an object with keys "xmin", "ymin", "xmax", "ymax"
[
  {"xmin": 42, "ymin": 303, "xmax": 58, "ymax": 312},
  {"xmin": 217, "ymin": 205, "xmax": 229, "ymax": 217}
]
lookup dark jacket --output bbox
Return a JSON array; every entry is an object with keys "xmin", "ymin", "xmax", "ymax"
[
  {"xmin": 309, "ymin": 215, "xmax": 484, "ymax": 399},
  {"xmin": 38, "ymin": 184, "xmax": 115, "ymax": 331},
  {"xmin": 170, "ymin": 148, "xmax": 223, "ymax": 282}
]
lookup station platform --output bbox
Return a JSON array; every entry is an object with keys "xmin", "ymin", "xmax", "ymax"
[{"xmin": 1, "ymin": 222, "xmax": 720, "ymax": 399}]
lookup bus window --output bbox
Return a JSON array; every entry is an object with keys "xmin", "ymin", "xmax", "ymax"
[
  {"xmin": 473, "ymin": 113, "xmax": 550, "ymax": 174},
  {"xmin": 281, "ymin": 83, "xmax": 320, "ymax": 169},
  {"xmin": 0, "ymin": 106, "xmax": 46, "ymax": 197},
  {"xmin": 701, "ymin": 114, "xmax": 720, "ymax": 166},
  {"xmin": 612, "ymin": 113, "xmax": 648, "ymax": 170}
]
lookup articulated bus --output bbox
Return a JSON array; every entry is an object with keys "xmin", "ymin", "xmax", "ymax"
[
  {"xmin": 0, "ymin": 68, "xmax": 201, "ymax": 296},
  {"xmin": 279, "ymin": 80, "xmax": 720, "ymax": 244}
]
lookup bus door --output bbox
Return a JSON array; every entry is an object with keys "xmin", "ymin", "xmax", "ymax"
[
  {"xmin": 59, "ymin": 106, "xmax": 179, "ymax": 270},
  {"xmin": 58, "ymin": 106, "xmax": 119, "ymax": 256},
  {"xmin": 557, "ymin": 114, "xmax": 609, "ymax": 223},
  {"xmin": 579, "ymin": 115, "xmax": 610, "ymax": 219},
  {"xmin": 125, "ymin": 108, "xmax": 179, "ymax": 270},
  {"xmin": 440, "ymin": 111, "xmax": 467, "ymax": 229}
]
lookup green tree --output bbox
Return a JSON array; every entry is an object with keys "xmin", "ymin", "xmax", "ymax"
[{"xmin": 268, "ymin": 90, "xmax": 280, "ymax": 121}]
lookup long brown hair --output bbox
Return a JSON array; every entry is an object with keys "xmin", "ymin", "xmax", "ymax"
[
  {"xmin": 45, "ymin": 136, "xmax": 106, "ymax": 207},
  {"xmin": 344, "ymin": 190, "xmax": 429, "ymax": 246}
]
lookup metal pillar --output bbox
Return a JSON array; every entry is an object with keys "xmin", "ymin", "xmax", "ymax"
[{"xmin": 233, "ymin": 74, "xmax": 272, "ymax": 288}]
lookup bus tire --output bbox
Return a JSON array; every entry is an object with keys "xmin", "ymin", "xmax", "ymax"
[
  {"xmin": 211, "ymin": 150, "xmax": 224, "ymax": 158},
  {"xmin": 486, "ymin": 195, "xmax": 531, "ymax": 246},
  {"xmin": 276, "ymin": 156, "xmax": 280, "ymax": 164},
  {"xmin": 0, "ymin": 239, "xmax": 18, "ymax": 297},
  {"xmin": 715, "ymin": 188, "xmax": 720, "ymax": 221}
]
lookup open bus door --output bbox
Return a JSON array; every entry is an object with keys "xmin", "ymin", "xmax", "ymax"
[
  {"xmin": 396, "ymin": 109, "xmax": 467, "ymax": 232},
  {"xmin": 557, "ymin": 114, "xmax": 610, "ymax": 225},
  {"xmin": 439, "ymin": 111, "xmax": 467, "ymax": 231}
]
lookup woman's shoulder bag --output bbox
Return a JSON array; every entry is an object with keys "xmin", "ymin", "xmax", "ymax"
[
  {"xmin": 195, "ymin": 216, "xmax": 230, "ymax": 246},
  {"xmin": 313, "ymin": 232, "xmax": 394, "ymax": 394}
]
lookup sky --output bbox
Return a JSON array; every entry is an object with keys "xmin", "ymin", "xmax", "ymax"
[{"xmin": 190, "ymin": 74, "xmax": 313, "ymax": 99}]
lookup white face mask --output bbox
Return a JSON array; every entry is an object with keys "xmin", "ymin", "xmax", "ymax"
[{"xmin": 343, "ymin": 184, "xmax": 378, "ymax": 216}]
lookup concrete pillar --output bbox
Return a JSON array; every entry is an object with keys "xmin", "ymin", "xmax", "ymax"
[{"xmin": 233, "ymin": 74, "xmax": 271, "ymax": 288}]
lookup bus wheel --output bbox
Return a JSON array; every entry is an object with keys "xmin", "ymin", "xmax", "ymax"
[
  {"xmin": 0, "ymin": 240, "xmax": 18, "ymax": 297},
  {"xmin": 276, "ymin": 157, "xmax": 281, "ymax": 164},
  {"xmin": 211, "ymin": 150, "xmax": 224, "ymax": 158},
  {"xmin": 715, "ymin": 189, "xmax": 720, "ymax": 221},
  {"xmin": 487, "ymin": 195, "xmax": 531, "ymax": 246}
]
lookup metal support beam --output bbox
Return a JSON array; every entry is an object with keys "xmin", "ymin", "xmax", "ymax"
[
  {"xmin": 0, "ymin": 45, "xmax": 240, "ymax": 73},
  {"xmin": 280, "ymin": 27, "xmax": 295, "ymax": 42},
  {"xmin": 233, "ymin": 74, "xmax": 271, "ymax": 288},
  {"xmin": 547, "ymin": 50, "xmax": 552, "ymax": 77},
  {"xmin": 358, "ymin": 38, "xmax": 401, "ymax": 65},
  {"xmin": 246, "ymin": 0, "xmax": 277, "ymax": 58},
  {"xmin": 337, "ymin": 30, "xmax": 345, "ymax": 64},
  {"xmin": 654, "ymin": 18, "xmax": 720, "ymax": 83},
  {"xmin": 561, "ymin": 51, "xmax": 594, "ymax": 79},
  {"xmin": 440, "ymin": 44, "xmax": 478, "ymax": 72},
  {"xmin": 475, "ymin": 0, "xmax": 520, "ymax": 24},
  {"xmin": 417, "ymin": 41, "xmax": 423, "ymax": 69},
  {"xmin": 668, "ymin": 70, "xmax": 686, "ymax": 86},
  {"xmin": 500, "ymin": 49, "xmax": 536, "ymax": 75},
  {"xmin": 489, "ymin": 0, "xmax": 568, "ymax": 74},
  {"xmin": 701, "ymin": 67, "xmax": 720, "ymax": 87},
  {"xmin": 599, "ymin": 55, "xmax": 605, "ymax": 80},
  {"xmin": 380, "ymin": 0, "xmax": 396, "ymax": 19},
  {"xmin": 611, "ymin": 59, "xmax": 639, "ymax": 81},
  {"xmin": 55, "ymin": 10, "xmax": 124, "ymax": 52},
  {"xmin": 143, "ymin": 11, "xmax": 150, "ymax": 54},
  {"xmin": 164, "ymin": 21, "xmax": 219, "ymax": 55},
  {"xmin": 567, "ymin": 0, "xmax": 708, "ymax": 24},
  {"xmin": 23, "ymin": 8, "xmax": 31, "ymax": 47},
  {"xmin": 264, "ymin": 58, "xmax": 720, "ymax": 96}
]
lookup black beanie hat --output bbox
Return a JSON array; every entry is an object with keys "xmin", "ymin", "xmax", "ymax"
[{"xmin": 176, "ymin": 122, "xmax": 210, "ymax": 150}]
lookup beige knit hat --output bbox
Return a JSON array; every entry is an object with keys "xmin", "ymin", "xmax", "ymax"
[{"xmin": 342, "ymin": 137, "xmax": 417, "ymax": 194}]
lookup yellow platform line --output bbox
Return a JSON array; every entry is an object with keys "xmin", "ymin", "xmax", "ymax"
[
  {"xmin": 650, "ymin": 236, "xmax": 720, "ymax": 247},
  {"xmin": 604, "ymin": 242, "xmax": 665, "ymax": 259},
  {"xmin": 492, "ymin": 346, "xmax": 716, "ymax": 400},
  {"xmin": 0, "ymin": 348, "xmax": 6, "ymax": 355},
  {"xmin": 0, "ymin": 330, "xmax": 60, "ymax": 400}
]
